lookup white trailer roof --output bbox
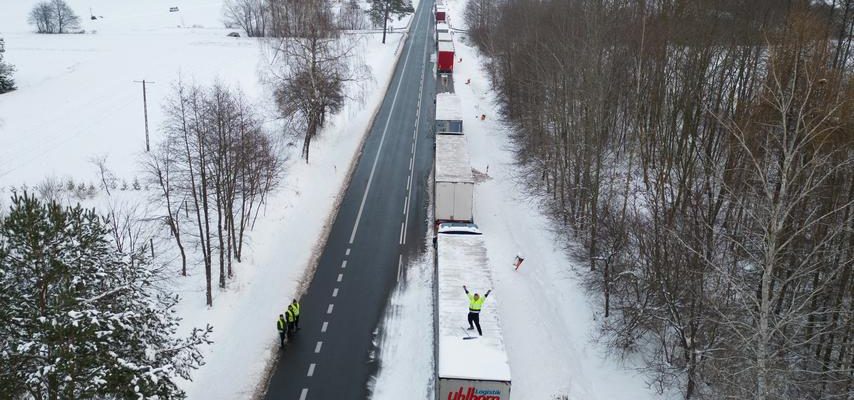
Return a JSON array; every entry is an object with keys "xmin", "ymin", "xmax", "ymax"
[
  {"xmin": 435, "ymin": 92, "xmax": 462, "ymax": 121},
  {"xmin": 437, "ymin": 22, "xmax": 450, "ymax": 32},
  {"xmin": 438, "ymin": 41, "xmax": 454, "ymax": 53},
  {"xmin": 435, "ymin": 135, "xmax": 474, "ymax": 184},
  {"xmin": 437, "ymin": 233, "xmax": 511, "ymax": 382},
  {"xmin": 438, "ymin": 32, "xmax": 453, "ymax": 42}
]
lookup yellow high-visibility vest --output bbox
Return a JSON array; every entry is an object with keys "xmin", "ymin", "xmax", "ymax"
[
  {"xmin": 277, "ymin": 318, "xmax": 286, "ymax": 331},
  {"xmin": 285, "ymin": 308, "xmax": 295, "ymax": 322},
  {"xmin": 468, "ymin": 294, "xmax": 485, "ymax": 312},
  {"xmin": 292, "ymin": 302, "xmax": 300, "ymax": 317}
]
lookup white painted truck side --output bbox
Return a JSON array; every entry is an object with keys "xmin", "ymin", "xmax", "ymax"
[{"xmin": 434, "ymin": 134, "xmax": 474, "ymax": 222}]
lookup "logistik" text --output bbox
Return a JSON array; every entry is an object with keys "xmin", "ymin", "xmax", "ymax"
[{"xmin": 447, "ymin": 387, "xmax": 501, "ymax": 400}]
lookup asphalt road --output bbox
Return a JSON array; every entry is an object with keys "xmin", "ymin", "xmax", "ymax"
[{"xmin": 262, "ymin": 1, "xmax": 437, "ymax": 399}]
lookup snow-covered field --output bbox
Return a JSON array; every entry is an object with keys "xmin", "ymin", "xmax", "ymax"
[
  {"xmin": 370, "ymin": 1, "xmax": 670, "ymax": 399},
  {"xmin": 1, "ymin": 1, "xmax": 412, "ymax": 398}
]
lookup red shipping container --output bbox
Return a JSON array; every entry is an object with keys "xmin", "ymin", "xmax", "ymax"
[
  {"xmin": 438, "ymin": 41, "xmax": 455, "ymax": 73},
  {"xmin": 436, "ymin": 5, "xmax": 447, "ymax": 22}
]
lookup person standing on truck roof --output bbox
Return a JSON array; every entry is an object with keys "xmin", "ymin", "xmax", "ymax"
[
  {"xmin": 277, "ymin": 314, "xmax": 287, "ymax": 348},
  {"xmin": 291, "ymin": 299, "xmax": 301, "ymax": 331},
  {"xmin": 464, "ymin": 285, "xmax": 491, "ymax": 336}
]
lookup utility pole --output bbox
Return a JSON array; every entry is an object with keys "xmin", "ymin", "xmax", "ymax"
[{"xmin": 134, "ymin": 80, "xmax": 154, "ymax": 151}]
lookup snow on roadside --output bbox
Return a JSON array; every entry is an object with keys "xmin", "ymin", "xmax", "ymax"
[{"xmin": 368, "ymin": 240, "xmax": 435, "ymax": 400}]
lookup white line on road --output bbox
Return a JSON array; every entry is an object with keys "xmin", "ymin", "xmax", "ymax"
[
  {"xmin": 399, "ymin": 222, "xmax": 405, "ymax": 244},
  {"xmin": 315, "ymin": 341, "xmax": 323, "ymax": 353},
  {"xmin": 327, "ymin": 304, "xmax": 334, "ymax": 314},
  {"xmin": 402, "ymin": 22, "xmax": 430, "ymax": 242},
  {"xmin": 346, "ymin": 248, "xmax": 351, "ymax": 256},
  {"xmin": 307, "ymin": 363, "xmax": 316, "ymax": 377},
  {"xmin": 321, "ymin": 321, "xmax": 328, "ymax": 332},
  {"xmin": 397, "ymin": 254, "xmax": 403, "ymax": 282},
  {"xmin": 341, "ymin": 260, "xmax": 348, "ymax": 269},
  {"xmin": 337, "ymin": 273, "xmax": 343, "ymax": 282},
  {"xmin": 332, "ymin": 288, "xmax": 339, "ymax": 297},
  {"xmin": 348, "ymin": 7, "xmax": 425, "ymax": 245},
  {"xmin": 299, "ymin": 388, "xmax": 308, "ymax": 400}
]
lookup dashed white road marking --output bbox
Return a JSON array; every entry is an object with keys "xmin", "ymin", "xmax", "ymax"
[
  {"xmin": 315, "ymin": 341, "xmax": 323, "ymax": 353},
  {"xmin": 307, "ymin": 363, "xmax": 316, "ymax": 377},
  {"xmin": 332, "ymin": 288, "xmax": 339, "ymax": 297},
  {"xmin": 337, "ymin": 273, "xmax": 343, "ymax": 282},
  {"xmin": 321, "ymin": 321, "xmax": 328, "ymax": 332},
  {"xmin": 327, "ymin": 304, "xmax": 334, "ymax": 314},
  {"xmin": 341, "ymin": 260, "xmax": 348, "ymax": 269},
  {"xmin": 399, "ymin": 222, "xmax": 405, "ymax": 244},
  {"xmin": 397, "ymin": 254, "xmax": 403, "ymax": 282},
  {"xmin": 345, "ymin": 248, "xmax": 351, "ymax": 256},
  {"xmin": 299, "ymin": 388, "xmax": 308, "ymax": 400}
]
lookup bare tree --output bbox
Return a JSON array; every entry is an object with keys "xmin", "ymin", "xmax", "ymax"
[
  {"xmin": 28, "ymin": 2, "xmax": 55, "ymax": 34},
  {"xmin": 90, "ymin": 155, "xmax": 116, "ymax": 196},
  {"xmin": 271, "ymin": 0, "xmax": 367, "ymax": 161},
  {"xmin": 51, "ymin": 0, "xmax": 80, "ymax": 34},
  {"xmin": 145, "ymin": 138, "xmax": 188, "ymax": 276},
  {"xmin": 223, "ymin": 0, "xmax": 268, "ymax": 37},
  {"xmin": 338, "ymin": 0, "xmax": 368, "ymax": 31},
  {"xmin": 155, "ymin": 80, "xmax": 282, "ymax": 305},
  {"xmin": 28, "ymin": 0, "xmax": 79, "ymax": 34}
]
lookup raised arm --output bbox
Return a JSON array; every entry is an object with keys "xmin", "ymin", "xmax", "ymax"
[
  {"xmin": 463, "ymin": 285, "xmax": 469, "ymax": 294},
  {"xmin": 485, "ymin": 289, "xmax": 492, "ymax": 297}
]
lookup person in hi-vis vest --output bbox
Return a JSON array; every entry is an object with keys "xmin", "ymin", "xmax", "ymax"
[
  {"xmin": 291, "ymin": 299, "xmax": 301, "ymax": 331},
  {"xmin": 276, "ymin": 314, "xmax": 287, "ymax": 347},
  {"xmin": 463, "ymin": 285, "xmax": 491, "ymax": 336}
]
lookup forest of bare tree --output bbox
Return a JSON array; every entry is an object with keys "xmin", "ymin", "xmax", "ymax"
[
  {"xmin": 146, "ymin": 81, "xmax": 282, "ymax": 306},
  {"xmin": 465, "ymin": 0, "xmax": 853, "ymax": 398}
]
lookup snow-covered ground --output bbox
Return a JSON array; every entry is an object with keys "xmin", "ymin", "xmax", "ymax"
[
  {"xmin": 370, "ymin": 1, "xmax": 669, "ymax": 399},
  {"xmin": 1, "ymin": 1, "xmax": 414, "ymax": 398}
]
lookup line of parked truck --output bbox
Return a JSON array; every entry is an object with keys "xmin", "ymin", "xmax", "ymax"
[
  {"xmin": 435, "ymin": 5, "xmax": 455, "ymax": 74},
  {"xmin": 431, "ymin": 3, "xmax": 512, "ymax": 400}
]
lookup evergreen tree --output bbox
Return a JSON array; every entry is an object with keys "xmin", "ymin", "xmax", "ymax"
[
  {"xmin": 0, "ymin": 193, "xmax": 212, "ymax": 399},
  {"xmin": 367, "ymin": 0, "xmax": 413, "ymax": 44},
  {"xmin": 0, "ymin": 38, "xmax": 15, "ymax": 94}
]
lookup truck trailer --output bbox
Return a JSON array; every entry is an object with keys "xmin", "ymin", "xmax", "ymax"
[
  {"xmin": 435, "ymin": 92, "xmax": 463, "ymax": 134},
  {"xmin": 436, "ymin": 4, "xmax": 447, "ymax": 22},
  {"xmin": 434, "ymin": 134, "xmax": 474, "ymax": 223},
  {"xmin": 435, "ymin": 224, "xmax": 512, "ymax": 400},
  {"xmin": 438, "ymin": 41, "xmax": 455, "ymax": 73}
]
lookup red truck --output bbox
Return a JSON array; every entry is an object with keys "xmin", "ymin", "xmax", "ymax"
[
  {"xmin": 438, "ymin": 41, "xmax": 455, "ymax": 73},
  {"xmin": 436, "ymin": 5, "xmax": 447, "ymax": 22}
]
